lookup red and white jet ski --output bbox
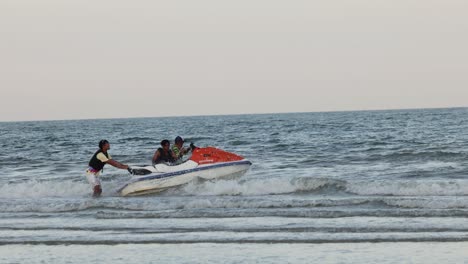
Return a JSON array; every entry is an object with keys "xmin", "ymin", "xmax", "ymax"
[{"xmin": 118, "ymin": 147, "xmax": 251, "ymax": 196}]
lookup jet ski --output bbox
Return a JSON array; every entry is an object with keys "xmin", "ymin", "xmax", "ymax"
[{"xmin": 118, "ymin": 147, "xmax": 252, "ymax": 196}]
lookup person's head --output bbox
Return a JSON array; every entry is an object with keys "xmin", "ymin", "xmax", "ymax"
[
  {"xmin": 99, "ymin": 139, "xmax": 110, "ymax": 151},
  {"xmin": 160, "ymin": 139, "xmax": 170, "ymax": 150},
  {"xmin": 175, "ymin": 136, "xmax": 184, "ymax": 147}
]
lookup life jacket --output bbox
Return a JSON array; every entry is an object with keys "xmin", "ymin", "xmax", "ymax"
[
  {"xmin": 88, "ymin": 150, "xmax": 109, "ymax": 171},
  {"xmin": 154, "ymin": 148, "xmax": 175, "ymax": 164},
  {"xmin": 171, "ymin": 145, "xmax": 181, "ymax": 158}
]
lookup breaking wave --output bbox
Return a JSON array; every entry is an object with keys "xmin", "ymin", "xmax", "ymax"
[
  {"xmin": 0, "ymin": 180, "xmax": 90, "ymax": 199},
  {"xmin": 175, "ymin": 177, "xmax": 468, "ymax": 197},
  {"xmin": 1, "ymin": 177, "xmax": 468, "ymax": 215},
  {"xmin": 1, "ymin": 177, "xmax": 468, "ymax": 201}
]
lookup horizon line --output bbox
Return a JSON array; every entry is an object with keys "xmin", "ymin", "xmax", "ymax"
[{"xmin": 1, "ymin": 106, "xmax": 467, "ymax": 123}]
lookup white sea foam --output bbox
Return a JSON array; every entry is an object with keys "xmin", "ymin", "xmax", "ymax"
[
  {"xmin": 2, "ymin": 177, "xmax": 468, "ymax": 200},
  {"xmin": 346, "ymin": 180, "xmax": 468, "ymax": 196},
  {"xmin": 383, "ymin": 197, "xmax": 468, "ymax": 209},
  {"xmin": 178, "ymin": 177, "xmax": 468, "ymax": 197},
  {"xmin": 179, "ymin": 177, "xmax": 339, "ymax": 196},
  {"xmin": 0, "ymin": 180, "xmax": 90, "ymax": 199},
  {"xmin": 409, "ymin": 161, "xmax": 462, "ymax": 170},
  {"xmin": 180, "ymin": 178, "xmax": 297, "ymax": 196},
  {"xmin": 0, "ymin": 177, "xmax": 133, "ymax": 199}
]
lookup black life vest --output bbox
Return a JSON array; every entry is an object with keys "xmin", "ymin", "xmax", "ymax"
[
  {"xmin": 154, "ymin": 148, "xmax": 175, "ymax": 164},
  {"xmin": 88, "ymin": 150, "xmax": 110, "ymax": 171}
]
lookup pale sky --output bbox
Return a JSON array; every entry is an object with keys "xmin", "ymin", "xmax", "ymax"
[{"xmin": 1, "ymin": 0, "xmax": 467, "ymax": 122}]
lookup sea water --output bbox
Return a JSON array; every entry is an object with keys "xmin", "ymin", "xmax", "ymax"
[{"xmin": 0, "ymin": 108, "xmax": 468, "ymax": 263}]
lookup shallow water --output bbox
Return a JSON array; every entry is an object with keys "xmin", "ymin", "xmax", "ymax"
[
  {"xmin": 1, "ymin": 108, "xmax": 468, "ymax": 262},
  {"xmin": 1, "ymin": 243, "xmax": 468, "ymax": 264}
]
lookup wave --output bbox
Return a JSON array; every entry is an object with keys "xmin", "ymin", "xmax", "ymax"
[
  {"xmin": 172, "ymin": 178, "xmax": 336, "ymax": 196},
  {"xmin": 1, "ymin": 174, "xmax": 468, "ymax": 216},
  {"xmin": 173, "ymin": 177, "xmax": 345, "ymax": 196},
  {"xmin": 174, "ymin": 177, "xmax": 468, "ymax": 197},
  {"xmin": 0, "ymin": 194, "xmax": 371, "ymax": 213},
  {"xmin": 228, "ymin": 140, "xmax": 252, "ymax": 146},
  {"xmin": 1, "ymin": 176, "xmax": 468, "ymax": 200},
  {"xmin": 345, "ymin": 179, "xmax": 468, "ymax": 196},
  {"xmin": 3, "ymin": 233, "xmax": 468, "ymax": 245},
  {"xmin": 367, "ymin": 150, "xmax": 466, "ymax": 162},
  {"xmin": 2, "ymin": 195, "xmax": 468, "ymax": 215},
  {"xmin": 120, "ymin": 137, "xmax": 155, "ymax": 142},
  {"xmin": 96, "ymin": 209, "xmax": 468, "ymax": 219},
  {"xmin": 0, "ymin": 180, "xmax": 90, "ymax": 199},
  {"xmin": 3, "ymin": 223, "xmax": 468, "ymax": 234}
]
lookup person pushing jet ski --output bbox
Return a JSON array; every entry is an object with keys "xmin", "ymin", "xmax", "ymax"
[{"xmin": 86, "ymin": 139, "xmax": 130, "ymax": 197}]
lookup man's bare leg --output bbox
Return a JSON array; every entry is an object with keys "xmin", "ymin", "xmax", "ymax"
[{"xmin": 93, "ymin": 185, "xmax": 102, "ymax": 197}]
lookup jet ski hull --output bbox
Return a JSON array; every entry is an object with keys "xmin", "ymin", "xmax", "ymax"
[{"xmin": 118, "ymin": 160, "xmax": 251, "ymax": 196}]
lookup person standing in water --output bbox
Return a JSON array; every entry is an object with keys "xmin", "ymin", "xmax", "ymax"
[{"xmin": 86, "ymin": 139, "xmax": 129, "ymax": 197}]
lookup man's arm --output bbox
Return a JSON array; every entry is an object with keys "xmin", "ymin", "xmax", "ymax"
[
  {"xmin": 152, "ymin": 150, "xmax": 160, "ymax": 164},
  {"xmin": 183, "ymin": 147, "xmax": 191, "ymax": 155},
  {"xmin": 107, "ymin": 159, "xmax": 128, "ymax": 169}
]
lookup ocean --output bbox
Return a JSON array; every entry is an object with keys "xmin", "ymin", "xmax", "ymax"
[{"xmin": 1, "ymin": 108, "xmax": 468, "ymax": 263}]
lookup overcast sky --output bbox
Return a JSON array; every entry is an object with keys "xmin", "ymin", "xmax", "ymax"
[{"xmin": 1, "ymin": 0, "xmax": 467, "ymax": 121}]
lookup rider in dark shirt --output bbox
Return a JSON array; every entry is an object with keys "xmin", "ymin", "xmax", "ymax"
[{"xmin": 152, "ymin": 139, "xmax": 177, "ymax": 165}]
